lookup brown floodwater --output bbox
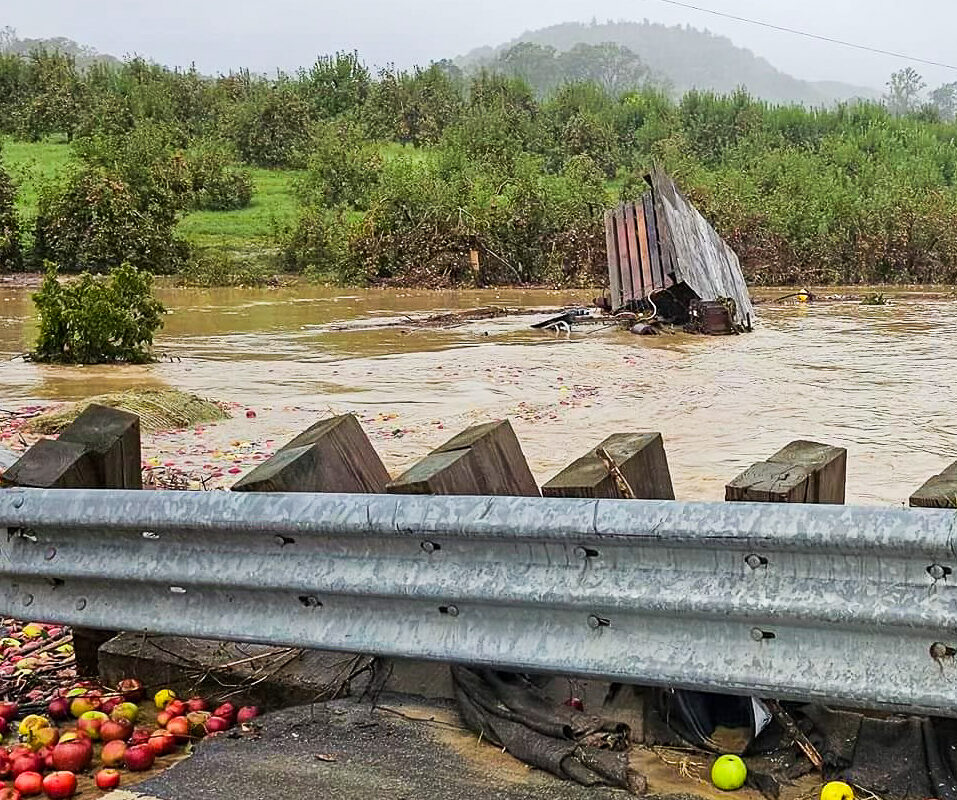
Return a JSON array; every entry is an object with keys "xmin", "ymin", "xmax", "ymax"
[{"xmin": 2, "ymin": 282, "xmax": 956, "ymax": 505}]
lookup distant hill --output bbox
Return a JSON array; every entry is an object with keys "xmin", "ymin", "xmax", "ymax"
[
  {"xmin": 457, "ymin": 20, "xmax": 880, "ymax": 106},
  {"xmin": 0, "ymin": 27, "xmax": 120, "ymax": 69}
]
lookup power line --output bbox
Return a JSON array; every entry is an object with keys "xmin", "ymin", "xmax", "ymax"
[{"xmin": 648, "ymin": 0, "xmax": 957, "ymax": 71}]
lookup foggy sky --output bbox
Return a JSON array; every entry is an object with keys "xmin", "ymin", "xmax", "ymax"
[{"xmin": 5, "ymin": 0, "xmax": 956, "ymax": 91}]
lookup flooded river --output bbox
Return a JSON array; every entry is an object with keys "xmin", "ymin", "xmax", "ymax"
[{"xmin": 2, "ymin": 282, "xmax": 956, "ymax": 505}]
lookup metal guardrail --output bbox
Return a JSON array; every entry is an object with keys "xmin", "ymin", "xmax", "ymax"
[{"xmin": 2, "ymin": 487, "xmax": 957, "ymax": 716}]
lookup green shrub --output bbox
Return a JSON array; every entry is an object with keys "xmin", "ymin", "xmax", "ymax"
[
  {"xmin": 182, "ymin": 142, "xmax": 253, "ymax": 211},
  {"xmin": 31, "ymin": 263, "xmax": 166, "ymax": 364},
  {"xmin": 223, "ymin": 84, "xmax": 313, "ymax": 168},
  {"xmin": 0, "ymin": 158, "xmax": 22, "ymax": 271},
  {"xmin": 297, "ymin": 120, "xmax": 381, "ymax": 209},
  {"xmin": 33, "ymin": 166, "xmax": 189, "ymax": 273},
  {"xmin": 178, "ymin": 252, "xmax": 276, "ymax": 287}
]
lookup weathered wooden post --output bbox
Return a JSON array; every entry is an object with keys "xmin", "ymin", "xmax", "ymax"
[
  {"xmin": 1, "ymin": 405, "xmax": 142, "ymax": 674},
  {"xmin": 910, "ymin": 461, "xmax": 957, "ymax": 508},
  {"xmin": 387, "ymin": 419, "xmax": 539, "ymax": 496},
  {"xmin": 726, "ymin": 440, "xmax": 846, "ymax": 504},
  {"xmin": 232, "ymin": 414, "xmax": 389, "ymax": 493},
  {"xmin": 542, "ymin": 433, "xmax": 674, "ymax": 499}
]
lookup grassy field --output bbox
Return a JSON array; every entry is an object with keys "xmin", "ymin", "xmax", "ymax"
[{"xmin": 1, "ymin": 137, "xmax": 301, "ymax": 257}]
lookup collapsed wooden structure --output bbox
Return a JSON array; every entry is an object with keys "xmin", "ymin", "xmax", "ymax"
[{"xmin": 605, "ymin": 168, "xmax": 754, "ymax": 333}]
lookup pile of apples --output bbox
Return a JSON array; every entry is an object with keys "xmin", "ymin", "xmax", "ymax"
[{"xmin": 0, "ymin": 678, "xmax": 260, "ymax": 799}]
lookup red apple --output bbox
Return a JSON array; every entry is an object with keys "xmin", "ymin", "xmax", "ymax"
[
  {"xmin": 186, "ymin": 697, "xmax": 208, "ymax": 713},
  {"xmin": 46, "ymin": 699, "xmax": 69, "ymax": 722},
  {"xmin": 123, "ymin": 745, "xmax": 154, "ymax": 772},
  {"xmin": 94, "ymin": 769, "xmax": 120, "ymax": 791},
  {"xmin": 236, "ymin": 706, "xmax": 260, "ymax": 724},
  {"xmin": 204, "ymin": 716, "xmax": 230, "ymax": 735},
  {"xmin": 147, "ymin": 731, "xmax": 176, "ymax": 756},
  {"xmin": 212, "ymin": 702, "xmax": 236, "ymax": 721},
  {"xmin": 99, "ymin": 741, "xmax": 126, "ymax": 769},
  {"xmin": 117, "ymin": 679, "xmax": 144, "ymax": 703},
  {"xmin": 77, "ymin": 711, "xmax": 108, "ymax": 740},
  {"xmin": 36, "ymin": 748, "xmax": 53, "ymax": 772},
  {"xmin": 164, "ymin": 700, "xmax": 186, "ymax": 717},
  {"xmin": 128, "ymin": 727, "xmax": 153, "ymax": 746},
  {"xmin": 0, "ymin": 719, "xmax": 7, "ymax": 736},
  {"xmin": 155, "ymin": 711, "xmax": 171, "ymax": 728},
  {"xmin": 0, "ymin": 788, "xmax": 20, "ymax": 800},
  {"xmin": 0, "ymin": 702, "xmax": 18, "ymax": 721},
  {"xmin": 50, "ymin": 741, "xmax": 91, "ymax": 773},
  {"xmin": 99, "ymin": 719, "xmax": 132, "ymax": 743},
  {"xmin": 98, "ymin": 697, "xmax": 119, "ymax": 717},
  {"xmin": 0, "ymin": 752, "xmax": 10, "ymax": 778},
  {"xmin": 40, "ymin": 772, "xmax": 75, "ymax": 799},
  {"xmin": 165, "ymin": 716, "xmax": 190, "ymax": 743},
  {"xmin": 12, "ymin": 772, "xmax": 41, "ymax": 797},
  {"xmin": 10, "ymin": 756, "xmax": 41, "ymax": 778}
]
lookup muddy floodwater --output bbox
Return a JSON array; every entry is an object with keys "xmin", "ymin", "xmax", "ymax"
[{"xmin": 2, "ymin": 282, "xmax": 956, "ymax": 505}]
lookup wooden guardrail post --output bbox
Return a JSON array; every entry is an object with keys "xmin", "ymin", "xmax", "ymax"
[
  {"xmin": 542, "ymin": 433, "xmax": 674, "ymax": 500},
  {"xmin": 726, "ymin": 440, "xmax": 846, "ymax": 504},
  {"xmin": 910, "ymin": 461, "xmax": 957, "ymax": 508},
  {"xmin": 387, "ymin": 419, "xmax": 539, "ymax": 496},
  {"xmin": 232, "ymin": 414, "xmax": 389, "ymax": 493},
  {"xmin": 1, "ymin": 404, "xmax": 141, "ymax": 674}
]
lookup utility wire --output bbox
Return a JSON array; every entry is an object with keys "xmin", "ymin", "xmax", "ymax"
[{"xmin": 647, "ymin": 0, "xmax": 957, "ymax": 71}]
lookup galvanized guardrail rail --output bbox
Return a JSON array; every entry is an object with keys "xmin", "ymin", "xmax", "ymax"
[{"xmin": 3, "ymin": 487, "xmax": 957, "ymax": 716}]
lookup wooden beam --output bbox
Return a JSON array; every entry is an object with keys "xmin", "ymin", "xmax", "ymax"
[
  {"xmin": 388, "ymin": 420, "xmax": 539, "ymax": 496},
  {"xmin": 58, "ymin": 404, "xmax": 142, "ymax": 489},
  {"xmin": 542, "ymin": 433, "xmax": 674, "ymax": 500},
  {"xmin": 233, "ymin": 414, "xmax": 389, "ymax": 494},
  {"xmin": 726, "ymin": 441, "xmax": 846, "ymax": 504},
  {"xmin": 910, "ymin": 461, "xmax": 957, "ymax": 508},
  {"xmin": 0, "ymin": 438, "xmax": 97, "ymax": 489}
]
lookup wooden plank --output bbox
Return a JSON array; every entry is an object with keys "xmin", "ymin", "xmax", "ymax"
[
  {"xmin": 635, "ymin": 197, "xmax": 655, "ymax": 296},
  {"xmin": 232, "ymin": 414, "xmax": 389, "ymax": 493},
  {"xmin": 643, "ymin": 191, "xmax": 668, "ymax": 289},
  {"xmin": 388, "ymin": 420, "xmax": 539, "ymax": 496},
  {"xmin": 604, "ymin": 209, "xmax": 623, "ymax": 312},
  {"xmin": 910, "ymin": 461, "xmax": 957, "ymax": 508},
  {"xmin": 0, "ymin": 438, "xmax": 98, "ymax": 489},
  {"xmin": 615, "ymin": 206, "xmax": 635, "ymax": 306},
  {"xmin": 726, "ymin": 440, "xmax": 846, "ymax": 504},
  {"xmin": 623, "ymin": 202, "xmax": 644, "ymax": 299},
  {"xmin": 542, "ymin": 433, "xmax": 674, "ymax": 500},
  {"xmin": 58, "ymin": 404, "xmax": 142, "ymax": 489}
]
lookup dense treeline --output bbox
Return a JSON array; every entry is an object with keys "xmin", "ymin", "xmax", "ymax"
[{"xmin": 2, "ymin": 47, "xmax": 957, "ymax": 286}]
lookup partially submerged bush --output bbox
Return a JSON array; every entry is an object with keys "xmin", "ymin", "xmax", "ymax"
[
  {"xmin": 31, "ymin": 263, "xmax": 166, "ymax": 364},
  {"xmin": 33, "ymin": 166, "xmax": 188, "ymax": 273},
  {"xmin": 179, "ymin": 251, "xmax": 277, "ymax": 287},
  {"xmin": 182, "ymin": 142, "xmax": 253, "ymax": 211}
]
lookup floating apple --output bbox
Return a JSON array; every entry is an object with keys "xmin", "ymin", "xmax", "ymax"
[
  {"xmin": 117, "ymin": 678, "xmax": 144, "ymax": 703},
  {"xmin": 41, "ymin": 772, "xmax": 76, "ymax": 800},
  {"xmin": 51, "ymin": 741, "xmax": 91, "ymax": 773},
  {"xmin": 77, "ymin": 711, "xmax": 108, "ymax": 740},
  {"xmin": 99, "ymin": 741, "xmax": 126, "ymax": 769},
  {"xmin": 123, "ymin": 745, "xmax": 155, "ymax": 772},
  {"xmin": 99, "ymin": 719, "xmax": 132, "ymax": 743},
  {"xmin": 95, "ymin": 769, "xmax": 120, "ymax": 791},
  {"xmin": 13, "ymin": 772, "xmax": 41, "ymax": 797},
  {"xmin": 237, "ymin": 706, "xmax": 260, "ymax": 724},
  {"xmin": 110, "ymin": 702, "xmax": 139, "ymax": 724}
]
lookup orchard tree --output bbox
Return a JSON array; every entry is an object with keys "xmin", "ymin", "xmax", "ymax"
[
  {"xmin": 930, "ymin": 82, "xmax": 957, "ymax": 121},
  {"xmin": 885, "ymin": 68, "xmax": 926, "ymax": 116}
]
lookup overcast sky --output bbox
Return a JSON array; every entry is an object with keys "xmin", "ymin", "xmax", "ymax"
[{"xmin": 5, "ymin": 0, "xmax": 956, "ymax": 91}]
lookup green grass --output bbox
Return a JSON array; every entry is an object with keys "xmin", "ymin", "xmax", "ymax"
[{"xmin": 1, "ymin": 137, "xmax": 302, "ymax": 259}]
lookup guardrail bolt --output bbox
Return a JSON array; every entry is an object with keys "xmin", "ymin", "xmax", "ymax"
[
  {"xmin": 12, "ymin": 495, "xmax": 23, "ymax": 509},
  {"xmin": 745, "ymin": 554, "xmax": 769, "ymax": 570},
  {"xmin": 930, "ymin": 642, "xmax": 956, "ymax": 660},
  {"xmin": 21, "ymin": 593, "xmax": 33, "ymax": 607},
  {"xmin": 575, "ymin": 546, "xmax": 600, "ymax": 559},
  {"xmin": 927, "ymin": 564, "xmax": 952, "ymax": 581},
  {"xmin": 439, "ymin": 605, "xmax": 459, "ymax": 617},
  {"xmin": 588, "ymin": 615, "xmax": 610, "ymax": 629},
  {"xmin": 274, "ymin": 535, "xmax": 295, "ymax": 547},
  {"xmin": 751, "ymin": 627, "xmax": 775, "ymax": 641},
  {"xmin": 298, "ymin": 595, "xmax": 322, "ymax": 608},
  {"xmin": 421, "ymin": 541, "xmax": 440, "ymax": 554},
  {"xmin": 75, "ymin": 599, "xmax": 87, "ymax": 611},
  {"xmin": 44, "ymin": 547, "xmax": 56, "ymax": 561}
]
